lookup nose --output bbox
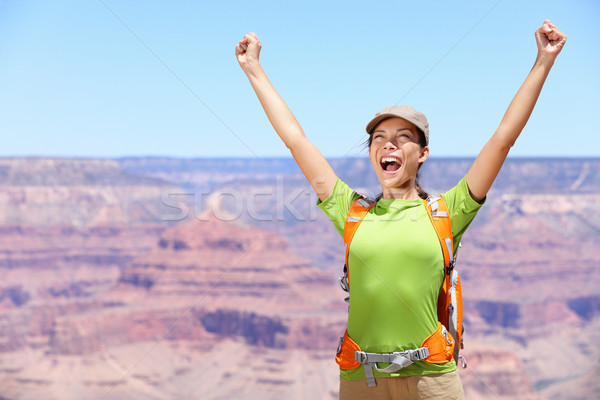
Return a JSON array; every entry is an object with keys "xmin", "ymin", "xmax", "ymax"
[{"xmin": 383, "ymin": 141, "xmax": 397, "ymax": 150}]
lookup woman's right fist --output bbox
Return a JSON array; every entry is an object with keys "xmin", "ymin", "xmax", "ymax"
[{"xmin": 235, "ymin": 32, "xmax": 262, "ymax": 71}]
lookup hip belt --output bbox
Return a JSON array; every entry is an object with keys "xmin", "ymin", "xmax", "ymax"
[{"xmin": 335, "ymin": 322, "xmax": 454, "ymax": 387}]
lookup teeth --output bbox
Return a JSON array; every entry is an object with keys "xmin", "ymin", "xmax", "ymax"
[{"xmin": 382, "ymin": 156, "xmax": 400, "ymax": 163}]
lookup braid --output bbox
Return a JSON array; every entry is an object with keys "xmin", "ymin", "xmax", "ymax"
[
  {"xmin": 415, "ymin": 170, "xmax": 429, "ymax": 200},
  {"xmin": 415, "ymin": 127, "xmax": 429, "ymax": 199}
]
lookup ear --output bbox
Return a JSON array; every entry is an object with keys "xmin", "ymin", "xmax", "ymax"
[{"xmin": 418, "ymin": 146, "xmax": 429, "ymax": 164}]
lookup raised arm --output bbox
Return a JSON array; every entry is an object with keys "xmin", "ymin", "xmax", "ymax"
[
  {"xmin": 235, "ymin": 33, "xmax": 337, "ymax": 202},
  {"xmin": 466, "ymin": 20, "xmax": 567, "ymax": 202}
]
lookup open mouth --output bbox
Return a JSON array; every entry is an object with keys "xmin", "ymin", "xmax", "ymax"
[{"xmin": 380, "ymin": 155, "xmax": 402, "ymax": 173}]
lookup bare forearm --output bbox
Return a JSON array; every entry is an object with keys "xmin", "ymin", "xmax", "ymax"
[
  {"xmin": 466, "ymin": 59, "xmax": 554, "ymax": 201},
  {"xmin": 235, "ymin": 32, "xmax": 338, "ymax": 200},
  {"xmin": 494, "ymin": 58, "xmax": 553, "ymax": 148},
  {"xmin": 244, "ymin": 65, "xmax": 306, "ymax": 149}
]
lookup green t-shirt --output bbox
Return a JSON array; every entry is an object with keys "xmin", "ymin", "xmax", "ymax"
[{"xmin": 318, "ymin": 176, "xmax": 483, "ymax": 380}]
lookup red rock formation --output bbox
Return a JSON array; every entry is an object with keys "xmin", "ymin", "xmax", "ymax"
[
  {"xmin": 115, "ymin": 212, "xmax": 341, "ymax": 311},
  {"xmin": 46, "ymin": 212, "xmax": 346, "ymax": 357},
  {"xmin": 2, "ymin": 157, "xmax": 600, "ymax": 399},
  {"xmin": 460, "ymin": 343, "xmax": 544, "ymax": 400}
]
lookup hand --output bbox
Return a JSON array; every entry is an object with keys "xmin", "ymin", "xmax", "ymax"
[
  {"xmin": 535, "ymin": 20, "xmax": 567, "ymax": 63},
  {"xmin": 235, "ymin": 32, "xmax": 262, "ymax": 72}
]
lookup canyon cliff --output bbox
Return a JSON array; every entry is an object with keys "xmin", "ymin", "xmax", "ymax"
[{"xmin": 0, "ymin": 157, "xmax": 598, "ymax": 400}]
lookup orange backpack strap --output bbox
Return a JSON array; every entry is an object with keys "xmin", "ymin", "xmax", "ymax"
[
  {"xmin": 341, "ymin": 197, "xmax": 376, "ymax": 291},
  {"xmin": 423, "ymin": 196, "xmax": 465, "ymax": 366},
  {"xmin": 423, "ymin": 196, "xmax": 454, "ymax": 271}
]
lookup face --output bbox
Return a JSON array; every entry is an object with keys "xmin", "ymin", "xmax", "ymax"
[{"xmin": 368, "ymin": 117, "xmax": 429, "ymax": 193}]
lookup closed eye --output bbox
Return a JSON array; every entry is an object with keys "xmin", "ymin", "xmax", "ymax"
[{"xmin": 397, "ymin": 132, "xmax": 413, "ymax": 142}]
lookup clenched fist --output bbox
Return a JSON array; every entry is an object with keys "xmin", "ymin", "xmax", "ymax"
[
  {"xmin": 235, "ymin": 32, "xmax": 262, "ymax": 73},
  {"xmin": 535, "ymin": 20, "xmax": 567, "ymax": 64}
]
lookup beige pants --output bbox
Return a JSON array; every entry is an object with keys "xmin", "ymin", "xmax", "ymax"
[{"xmin": 339, "ymin": 370, "xmax": 464, "ymax": 400}]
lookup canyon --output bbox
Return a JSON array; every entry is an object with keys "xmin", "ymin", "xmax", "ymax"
[{"xmin": 0, "ymin": 157, "xmax": 598, "ymax": 399}]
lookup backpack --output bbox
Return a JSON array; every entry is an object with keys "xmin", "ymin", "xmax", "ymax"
[{"xmin": 336, "ymin": 195, "xmax": 466, "ymax": 387}]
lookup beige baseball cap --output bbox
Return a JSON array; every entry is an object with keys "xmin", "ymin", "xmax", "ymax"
[{"xmin": 366, "ymin": 105, "xmax": 429, "ymax": 145}]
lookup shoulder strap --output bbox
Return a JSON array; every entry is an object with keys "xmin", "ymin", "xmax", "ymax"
[
  {"xmin": 423, "ymin": 196, "xmax": 454, "ymax": 272},
  {"xmin": 424, "ymin": 196, "xmax": 465, "ymax": 365},
  {"xmin": 343, "ymin": 197, "xmax": 376, "ymax": 288}
]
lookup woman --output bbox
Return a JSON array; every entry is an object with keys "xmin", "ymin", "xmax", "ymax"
[{"xmin": 236, "ymin": 20, "xmax": 566, "ymax": 400}]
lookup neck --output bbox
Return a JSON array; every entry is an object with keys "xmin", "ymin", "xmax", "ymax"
[{"xmin": 381, "ymin": 185, "xmax": 421, "ymax": 200}]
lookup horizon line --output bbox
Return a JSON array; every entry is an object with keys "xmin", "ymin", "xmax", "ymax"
[{"xmin": 1, "ymin": 155, "xmax": 599, "ymax": 161}]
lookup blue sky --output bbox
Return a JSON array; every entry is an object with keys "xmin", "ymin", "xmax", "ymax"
[{"xmin": 0, "ymin": 0, "xmax": 598, "ymax": 158}]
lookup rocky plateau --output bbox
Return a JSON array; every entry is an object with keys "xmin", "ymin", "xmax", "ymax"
[{"xmin": 0, "ymin": 157, "xmax": 598, "ymax": 399}]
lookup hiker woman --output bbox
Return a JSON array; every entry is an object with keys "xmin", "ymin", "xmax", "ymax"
[{"xmin": 236, "ymin": 20, "xmax": 566, "ymax": 400}]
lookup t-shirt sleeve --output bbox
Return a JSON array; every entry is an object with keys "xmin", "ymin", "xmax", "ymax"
[
  {"xmin": 317, "ymin": 178, "xmax": 361, "ymax": 237},
  {"xmin": 441, "ymin": 176, "xmax": 485, "ymax": 251}
]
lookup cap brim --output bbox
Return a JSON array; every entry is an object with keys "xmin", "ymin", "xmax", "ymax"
[{"xmin": 366, "ymin": 114, "xmax": 397, "ymax": 135}]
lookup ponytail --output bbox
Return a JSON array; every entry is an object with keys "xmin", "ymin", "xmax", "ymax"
[
  {"xmin": 415, "ymin": 127, "xmax": 429, "ymax": 199},
  {"xmin": 415, "ymin": 169, "xmax": 429, "ymax": 200}
]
